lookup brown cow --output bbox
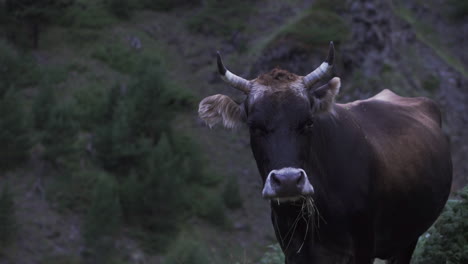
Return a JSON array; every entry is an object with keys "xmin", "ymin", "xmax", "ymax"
[{"xmin": 198, "ymin": 42, "xmax": 452, "ymax": 264}]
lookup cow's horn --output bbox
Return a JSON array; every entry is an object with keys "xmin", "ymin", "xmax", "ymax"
[
  {"xmin": 303, "ymin": 41, "xmax": 335, "ymax": 88},
  {"xmin": 217, "ymin": 51, "xmax": 251, "ymax": 94}
]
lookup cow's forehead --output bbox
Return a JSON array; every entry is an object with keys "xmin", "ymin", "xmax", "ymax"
[
  {"xmin": 247, "ymin": 85, "xmax": 311, "ymax": 121},
  {"xmin": 248, "ymin": 79, "xmax": 308, "ymax": 106},
  {"xmin": 247, "ymin": 68, "xmax": 306, "ymax": 101}
]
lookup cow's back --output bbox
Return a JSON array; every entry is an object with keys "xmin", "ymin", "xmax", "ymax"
[{"xmin": 339, "ymin": 89, "xmax": 452, "ymax": 258}]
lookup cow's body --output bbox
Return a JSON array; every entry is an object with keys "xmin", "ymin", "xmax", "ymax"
[
  {"xmin": 198, "ymin": 44, "xmax": 452, "ymax": 263},
  {"xmin": 269, "ymin": 89, "xmax": 451, "ymax": 263}
]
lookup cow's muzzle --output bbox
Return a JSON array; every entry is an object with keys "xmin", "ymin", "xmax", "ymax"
[{"xmin": 262, "ymin": 167, "xmax": 314, "ymax": 199}]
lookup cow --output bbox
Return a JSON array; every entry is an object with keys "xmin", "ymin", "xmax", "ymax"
[{"xmin": 198, "ymin": 42, "xmax": 452, "ymax": 264}]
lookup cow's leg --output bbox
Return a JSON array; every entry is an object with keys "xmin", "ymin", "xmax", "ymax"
[{"xmin": 385, "ymin": 239, "xmax": 418, "ymax": 264}]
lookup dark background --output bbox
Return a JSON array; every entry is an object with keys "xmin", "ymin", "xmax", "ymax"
[{"xmin": 0, "ymin": 0, "xmax": 467, "ymax": 263}]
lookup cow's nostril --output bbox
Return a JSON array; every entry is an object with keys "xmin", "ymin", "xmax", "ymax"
[
  {"xmin": 295, "ymin": 172, "xmax": 304, "ymax": 185},
  {"xmin": 271, "ymin": 173, "xmax": 281, "ymax": 186},
  {"xmin": 296, "ymin": 175, "xmax": 302, "ymax": 185}
]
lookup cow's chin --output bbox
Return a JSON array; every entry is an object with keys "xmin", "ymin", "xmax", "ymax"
[{"xmin": 270, "ymin": 196, "xmax": 306, "ymax": 204}]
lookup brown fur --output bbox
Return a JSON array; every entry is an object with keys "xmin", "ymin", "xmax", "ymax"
[{"xmin": 256, "ymin": 68, "xmax": 299, "ymax": 88}]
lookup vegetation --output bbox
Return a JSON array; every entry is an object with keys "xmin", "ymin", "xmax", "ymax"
[
  {"xmin": 272, "ymin": 8, "xmax": 349, "ymax": 47},
  {"xmin": 258, "ymin": 244, "xmax": 284, "ymax": 264},
  {"xmin": 222, "ymin": 176, "xmax": 243, "ymax": 209},
  {"xmin": 251, "ymin": 0, "xmax": 349, "ymax": 58},
  {"xmin": 164, "ymin": 236, "xmax": 212, "ymax": 264},
  {"xmin": 0, "ymin": 41, "xmax": 33, "ymax": 171},
  {"xmin": 83, "ymin": 172, "xmax": 122, "ymax": 263},
  {"xmin": 0, "ymin": 89, "xmax": 31, "ymax": 171},
  {"xmin": 391, "ymin": 1, "xmax": 468, "ymax": 78},
  {"xmin": 0, "ymin": 2, "xmax": 225, "ymax": 256},
  {"xmin": 0, "ymin": 184, "xmax": 17, "ymax": 250},
  {"xmin": 3, "ymin": 0, "xmax": 74, "ymax": 48},
  {"xmin": 413, "ymin": 186, "xmax": 468, "ymax": 264},
  {"xmin": 448, "ymin": 0, "xmax": 468, "ymax": 20},
  {"xmin": 187, "ymin": 0, "xmax": 254, "ymax": 37},
  {"xmin": 139, "ymin": 0, "xmax": 199, "ymax": 11},
  {"xmin": 0, "ymin": 40, "xmax": 41, "ymax": 96}
]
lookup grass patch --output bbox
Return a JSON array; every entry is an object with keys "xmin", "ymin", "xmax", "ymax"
[
  {"xmin": 187, "ymin": 0, "xmax": 254, "ymax": 37},
  {"xmin": 274, "ymin": 9, "xmax": 349, "ymax": 46},
  {"xmin": 250, "ymin": 1, "xmax": 349, "ymax": 59}
]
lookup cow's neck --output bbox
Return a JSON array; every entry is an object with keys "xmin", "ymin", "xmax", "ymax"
[{"xmin": 269, "ymin": 106, "xmax": 372, "ymax": 261}]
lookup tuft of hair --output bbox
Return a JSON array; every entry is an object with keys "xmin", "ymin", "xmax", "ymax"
[
  {"xmin": 256, "ymin": 68, "xmax": 299, "ymax": 86},
  {"xmin": 198, "ymin": 94, "xmax": 244, "ymax": 129},
  {"xmin": 311, "ymin": 77, "xmax": 341, "ymax": 114}
]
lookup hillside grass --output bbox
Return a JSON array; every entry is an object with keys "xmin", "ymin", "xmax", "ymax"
[
  {"xmin": 250, "ymin": 0, "xmax": 349, "ymax": 58},
  {"xmin": 391, "ymin": 1, "xmax": 468, "ymax": 78}
]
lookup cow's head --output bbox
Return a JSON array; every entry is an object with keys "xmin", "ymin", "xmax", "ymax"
[{"xmin": 199, "ymin": 42, "xmax": 340, "ymax": 202}]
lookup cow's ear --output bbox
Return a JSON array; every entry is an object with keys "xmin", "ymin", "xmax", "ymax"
[
  {"xmin": 198, "ymin": 94, "xmax": 245, "ymax": 129},
  {"xmin": 309, "ymin": 77, "xmax": 341, "ymax": 113}
]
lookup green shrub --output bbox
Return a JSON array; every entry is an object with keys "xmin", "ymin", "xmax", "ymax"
[
  {"xmin": 83, "ymin": 172, "xmax": 122, "ymax": 262},
  {"xmin": 119, "ymin": 134, "xmax": 192, "ymax": 250},
  {"xmin": 164, "ymin": 236, "xmax": 212, "ymax": 264},
  {"xmin": 0, "ymin": 40, "xmax": 41, "ymax": 96},
  {"xmin": 222, "ymin": 176, "xmax": 243, "ymax": 209},
  {"xmin": 41, "ymin": 102, "xmax": 78, "ymax": 163},
  {"xmin": 193, "ymin": 189, "xmax": 227, "ymax": 227},
  {"xmin": 0, "ymin": 89, "xmax": 31, "ymax": 171},
  {"xmin": 104, "ymin": 0, "xmax": 135, "ymax": 19},
  {"xmin": 72, "ymin": 84, "xmax": 108, "ymax": 130},
  {"xmin": 32, "ymin": 85, "xmax": 56, "ymax": 131},
  {"xmin": 94, "ymin": 57, "xmax": 192, "ymax": 174},
  {"xmin": 0, "ymin": 184, "xmax": 17, "ymax": 249},
  {"xmin": 259, "ymin": 244, "xmax": 284, "ymax": 264},
  {"xmin": 91, "ymin": 44, "xmax": 136, "ymax": 73},
  {"xmin": 413, "ymin": 186, "xmax": 468, "ymax": 264},
  {"xmin": 59, "ymin": 0, "xmax": 115, "ymax": 29}
]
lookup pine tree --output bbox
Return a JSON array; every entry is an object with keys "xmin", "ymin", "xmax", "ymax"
[
  {"xmin": 0, "ymin": 89, "xmax": 31, "ymax": 171},
  {"xmin": 5, "ymin": 0, "xmax": 74, "ymax": 48}
]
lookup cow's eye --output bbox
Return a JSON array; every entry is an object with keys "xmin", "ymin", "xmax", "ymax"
[
  {"xmin": 250, "ymin": 125, "xmax": 268, "ymax": 136},
  {"xmin": 300, "ymin": 120, "xmax": 314, "ymax": 132}
]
